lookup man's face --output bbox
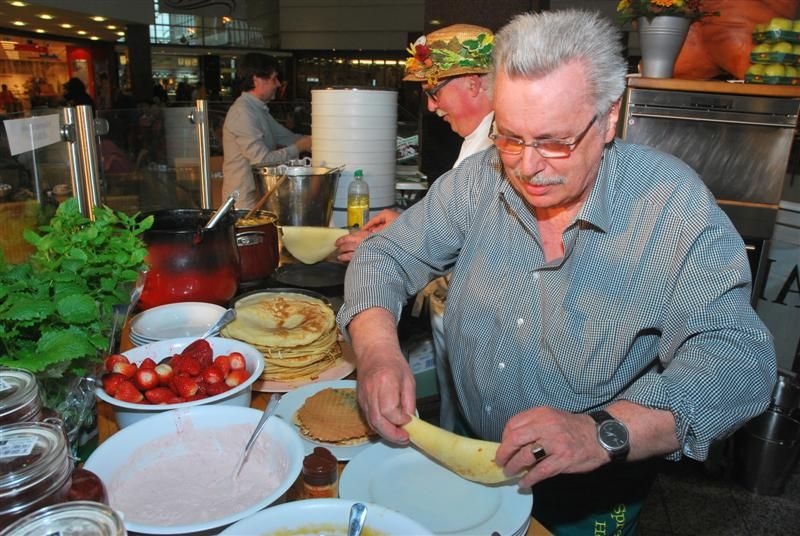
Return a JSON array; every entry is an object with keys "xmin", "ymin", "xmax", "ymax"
[
  {"xmin": 422, "ymin": 75, "xmax": 476, "ymax": 138},
  {"xmin": 252, "ymin": 72, "xmax": 281, "ymax": 102},
  {"xmin": 491, "ymin": 61, "xmax": 618, "ymax": 218}
]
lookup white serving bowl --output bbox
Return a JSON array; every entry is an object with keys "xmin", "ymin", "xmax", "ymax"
[
  {"xmin": 95, "ymin": 336, "xmax": 265, "ymax": 428},
  {"xmin": 84, "ymin": 405, "xmax": 303, "ymax": 535},
  {"xmin": 219, "ymin": 498, "xmax": 434, "ymax": 535},
  {"xmin": 129, "ymin": 302, "xmax": 227, "ymax": 341}
]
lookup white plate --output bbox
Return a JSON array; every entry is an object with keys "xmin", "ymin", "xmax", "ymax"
[
  {"xmin": 340, "ymin": 441, "xmax": 533, "ymax": 535},
  {"xmin": 219, "ymin": 498, "xmax": 433, "ymax": 535},
  {"xmin": 252, "ymin": 344, "xmax": 356, "ymax": 393},
  {"xmin": 130, "ymin": 302, "xmax": 226, "ymax": 340},
  {"xmin": 273, "ymin": 379, "xmax": 378, "ymax": 461}
]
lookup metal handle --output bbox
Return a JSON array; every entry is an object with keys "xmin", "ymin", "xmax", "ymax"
[{"xmin": 628, "ymin": 110, "xmax": 796, "ymax": 129}]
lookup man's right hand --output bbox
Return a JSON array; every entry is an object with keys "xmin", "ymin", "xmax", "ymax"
[
  {"xmin": 295, "ymin": 135, "xmax": 312, "ymax": 153},
  {"xmin": 347, "ymin": 307, "xmax": 416, "ymax": 443}
]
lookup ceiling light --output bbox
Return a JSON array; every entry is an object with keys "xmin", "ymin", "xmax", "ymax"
[
  {"xmin": 36, "ymin": 13, "xmax": 53, "ymax": 20},
  {"xmin": 12, "ymin": 21, "xmax": 26, "ymax": 26},
  {"xmin": 90, "ymin": 16, "xmax": 106, "ymax": 22},
  {"xmin": 77, "ymin": 30, "xmax": 87, "ymax": 35},
  {"xmin": 60, "ymin": 23, "xmax": 72, "ymax": 28},
  {"xmin": 9, "ymin": 1, "xmax": 28, "ymax": 7},
  {"xmin": 116, "ymin": 31, "xmax": 125, "ymax": 37},
  {"xmin": 90, "ymin": 36, "xmax": 99, "ymax": 41},
  {"xmin": 107, "ymin": 25, "xmax": 117, "ymax": 30},
  {"xmin": 35, "ymin": 28, "xmax": 45, "ymax": 34}
]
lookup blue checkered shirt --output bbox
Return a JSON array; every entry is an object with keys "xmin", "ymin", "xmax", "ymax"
[{"xmin": 337, "ymin": 140, "xmax": 776, "ymax": 460}]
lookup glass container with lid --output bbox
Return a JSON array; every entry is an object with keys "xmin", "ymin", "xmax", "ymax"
[
  {"xmin": 0, "ymin": 422, "xmax": 74, "ymax": 526},
  {"xmin": 0, "ymin": 368, "xmax": 42, "ymax": 425},
  {"xmin": 0, "ymin": 500, "xmax": 126, "ymax": 536}
]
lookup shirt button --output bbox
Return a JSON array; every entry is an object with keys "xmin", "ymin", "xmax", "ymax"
[
  {"xmin": 532, "ymin": 272, "xmax": 540, "ymax": 281},
  {"xmin": 484, "ymin": 405, "xmax": 491, "ymax": 414},
  {"xmin": 498, "ymin": 362, "xmax": 505, "ymax": 370},
  {"xmin": 517, "ymin": 318, "xmax": 524, "ymax": 326}
]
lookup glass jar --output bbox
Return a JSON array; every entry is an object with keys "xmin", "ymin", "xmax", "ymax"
[
  {"xmin": 0, "ymin": 501, "xmax": 125, "ymax": 536},
  {"xmin": 0, "ymin": 422, "xmax": 74, "ymax": 526},
  {"xmin": 301, "ymin": 446, "xmax": 339, "ymax": 499},
  {"xmin": 0, "ymin": 368, "xmax": 42, "ymax": 426}
]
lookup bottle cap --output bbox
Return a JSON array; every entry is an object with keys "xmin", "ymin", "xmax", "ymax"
[{"xmin": 354, "ymin": 169, "xmax": 363, "ymax": 178}]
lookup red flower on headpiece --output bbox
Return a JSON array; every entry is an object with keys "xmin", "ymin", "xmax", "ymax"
[{"xmin": 414, "ymin": 44, "xmax": 432, "ymax": 66}]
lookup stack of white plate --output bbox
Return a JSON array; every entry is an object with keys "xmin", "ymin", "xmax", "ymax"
[{"xmin": 128, "ymin": 302, "xmax": 227, "ymax": 346}]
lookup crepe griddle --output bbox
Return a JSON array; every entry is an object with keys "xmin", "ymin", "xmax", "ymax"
[{"xmin": 271, "ymin": 261, "xmax": 346, "ymax": 293}]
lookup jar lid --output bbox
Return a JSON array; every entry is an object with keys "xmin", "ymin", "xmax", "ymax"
[
  {"xmin": 0, "ymin": 368, "xmax": 40, "ymax": 424},
  {"xmin": 302, "ymin": 446, "xmax": 338, "ymax": 486},
  {"xmin": 0, "ymin": 422, "xmax": 72, "ymax": 505},
  {"xmin": 0, "ymin": 501, "xmax": 126, "ymax": 536}
]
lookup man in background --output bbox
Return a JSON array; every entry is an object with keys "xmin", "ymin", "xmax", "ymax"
[{"xmin": 222, "ymin": 53, "xmax": 312, "ymax": 209}]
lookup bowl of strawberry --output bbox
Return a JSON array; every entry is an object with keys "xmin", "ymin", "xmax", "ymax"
[{"xmin": 96, "ymin": 337, "xmax": 265, "ymax": 428}]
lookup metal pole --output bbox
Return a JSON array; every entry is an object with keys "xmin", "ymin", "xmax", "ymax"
[
  {"xmin": 60, "ymin": 106, "xmax": 92, "ymax": 218},
  {"xmin": 191, "ymin": 99, "xmax": 213, "ymax": 209},
  {"xmin": 74, "ymin": 104, "xmax": 102, "ymax": 213}
]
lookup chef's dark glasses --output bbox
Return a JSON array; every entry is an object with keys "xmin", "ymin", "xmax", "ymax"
[
  {"xmin": 424, "ymin": 77, "xmax": 455, "ymax": 102},
  {"xmin": 489, "ymin": 114, "xmax": 598, "ymax": 158}
]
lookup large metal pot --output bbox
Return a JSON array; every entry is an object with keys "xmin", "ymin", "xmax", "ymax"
[
  {"xmin": 234, "ymin": 209, "xmax": 279, "ymax": 285},
  {"xmin": 138, "ymin": 209, "xmax": 240, "ymax": 309},
  {"xmin": 252, "ymin": 163, "xmax": 341, "ymax": 226}
]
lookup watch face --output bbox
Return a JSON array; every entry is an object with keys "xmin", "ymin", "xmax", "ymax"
[{"xmin": 599, "ymin": 421, "xmax": 629, "ymax": 450}]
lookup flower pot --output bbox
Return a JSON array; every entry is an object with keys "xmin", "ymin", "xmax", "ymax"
[{"xmin": 637, "ymin": 16, "xmax": 690, "ymax": 78}]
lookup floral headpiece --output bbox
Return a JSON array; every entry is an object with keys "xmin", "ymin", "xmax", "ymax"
[{"xmin": 404, "ymin": 24, "xmax": 494, "ymax": 85}]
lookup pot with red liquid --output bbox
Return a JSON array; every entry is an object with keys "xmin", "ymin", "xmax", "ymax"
[
  {"xmin": 234, "ymin": 209, "xmax": 279, "ymax": 286},
  {"xmin": 138, "ymin": 209, "xmax": 240, "ymax": 310}
]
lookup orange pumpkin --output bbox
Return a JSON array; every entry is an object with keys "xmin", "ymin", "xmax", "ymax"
[{"xmin": 674, "ymin": 0, "xmax": 799, "ymax": 79}]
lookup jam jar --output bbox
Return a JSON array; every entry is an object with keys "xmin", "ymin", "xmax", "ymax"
[
  {"xmin": 0, "ymin": 422, "xmax": 74, "ymax": 526},
  {"xmin": 0, "ymin": 501, "xmax": 126, "ymax": 536},
  {"xmin": 0, "ymin": 368, "xmax": 42, "ymax": 426}
]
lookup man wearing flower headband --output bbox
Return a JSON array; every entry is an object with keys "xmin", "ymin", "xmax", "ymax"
[
  {"xmin": 335, "ymin": 24, "xmax": 495, "ymax": 432},
  {"xmin": 339, "ymin": 9, "xmax": 775, "ymax": 535}
]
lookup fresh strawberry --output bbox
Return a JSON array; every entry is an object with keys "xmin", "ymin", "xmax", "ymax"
[
  {"xmin": 144, "ymin": 386, "xmax": 175, "ymax": 404},
  {"xmin": 133, "ymin": 368, "xmax": 159, "ymax": 391},
  {"xmin": 181, "ymin": 339, "xmax": 213, "ymax": 368},
  {"xmin": 101, "ymin": 372, "xmax": 126, "ymax": 396},
  {"xmin": 154, "ymin": 363, "xmax": 174, "ymax": 385},
  {"xmin": 225, "ymin": 368, "xmax": 250, "ymax": 387},
  {"xmin": 111, "ymin": 361, "xmax": 137, "ymax": 378},
  {"xmin": 114, "ymin": 380, "xmax": 144, "ymax": 403},
  {"xmin": 202, "ymin": 365, "xmax": 225, "ymax": 384},
  {"xmin": 139, "ymin": 357, "xmax": 157, "ymax": 370},
  {"xmin": 228, "ymin": 352, "xmax": 246, "ymax": 371},
  {"xmin": 213, "ymin": 355, "xmax": 231, "ymax": 377},
  {"xmin": 184, "ymin": 393, "xmax": 205, "ymax": 402},
  {"xmin": 170, "ymin": 354, "xmax": 202, "ymax": 376},
  {"xmin": 104, "ymin": 354, "xmax": 129, "ymax": 372},
  {"xmin": 171, "ymin": 376, "xmax": 199, "ymax": 398},
  {"xmin": 205, "ymin": 382, "xmax": 230, "ymax": 397}
]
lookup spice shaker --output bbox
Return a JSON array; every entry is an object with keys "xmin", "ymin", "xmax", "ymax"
[{"xmin": 301, "ymin": 446, "xmax": 339, "ymax": 499}]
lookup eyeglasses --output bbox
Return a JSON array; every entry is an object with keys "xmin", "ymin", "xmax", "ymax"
[
  {"xmin": 423, "ymin": 77, "xmax": 454, "ymax": 103},
  {"xmin": 489, "ymin": 115, "xmax": 599, "ymax": 158}
]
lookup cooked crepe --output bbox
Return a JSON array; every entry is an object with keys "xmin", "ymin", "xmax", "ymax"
[
  {"xmin": 281, "ymin": 226, "xmax": 350, "ymax": 264},
  {"xmin": 222, "ymin": 292, "xmax": 335, "ymax": 348},
  {"xmin": 294, "ymin": 387, "xmax": 375, "ymax": 445}
]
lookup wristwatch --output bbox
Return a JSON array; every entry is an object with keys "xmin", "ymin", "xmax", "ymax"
[{"xmin": 589, "ymin": 410, "xmax": 630, "ymax": 462}]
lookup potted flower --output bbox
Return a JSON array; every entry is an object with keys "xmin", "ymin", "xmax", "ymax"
[
  {"xmin": 0, "ymin": 198, "xmax": 152, "ymax": 451},
  {"xmin": 617, "ymin": 0, "xmax": 714, "ymax": 78},
  {"xmin": 616, "ymin": 0, "xmax": 713, "ymax": 25}
]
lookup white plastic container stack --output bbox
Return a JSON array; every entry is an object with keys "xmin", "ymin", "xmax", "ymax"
[{"xmin": 311, "ymin": 88, "xmax": 397, "ymax": 227}]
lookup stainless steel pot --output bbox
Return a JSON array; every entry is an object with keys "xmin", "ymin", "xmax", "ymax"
[{"xmin": 252, "ymin": 163, "xmax": 342, "ymax": 226}]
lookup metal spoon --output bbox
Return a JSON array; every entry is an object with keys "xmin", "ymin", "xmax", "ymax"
[
  {"xmin": 124, "ymin": 270, "xmax": 147, "ymax": 326},
  {"xmin": 233, "ymin": 394, "xmax": 282, "ymax": 477},
  {"xmin": 199, "ymin": 308, "xmax": 236, "ymax": 339},
  {"xmin": 348, "ymin": 502, "xmax": 368, "ymax": 536}
]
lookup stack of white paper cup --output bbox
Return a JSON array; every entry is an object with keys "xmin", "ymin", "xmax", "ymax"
[{"xmin": 311, "ymin": 88, "xmax": 398, "ymax": 227}]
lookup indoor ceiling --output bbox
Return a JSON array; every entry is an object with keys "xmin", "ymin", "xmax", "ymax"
[{"xmin": 0, "ymin": 1, "xmax": 134, "ymax": 44}]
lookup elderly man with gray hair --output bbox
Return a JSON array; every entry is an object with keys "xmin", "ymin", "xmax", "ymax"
[{"xmin": 337, "ymin": 10, "xmax": 775, "ymax": 534}]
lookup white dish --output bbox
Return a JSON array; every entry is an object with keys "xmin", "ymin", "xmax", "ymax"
[
  {"xmin": 84, "ymin": 405, "xmax": 303, "ymax": 535},
  {"xmin": 95, "ymin": 337, "xmax": 265, "ymax": 428},
  {"xmin": 273, "ymin": 379, "xmax": 378, "ymax": 461},
  {"xmin": 130, "ymin": 302, "xmax": 226, "ymax": 340},
  {"xmin": 340, "ymin": 441, "xmax": 533, "ymax": 535},
  {"xmin": 219, "ymin": 498, "xmax": 433, "ymax": 535}
]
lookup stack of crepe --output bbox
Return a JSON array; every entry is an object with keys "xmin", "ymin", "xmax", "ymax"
[{"xmin": 221, "ymin": 291, "xmax": 341, "ymax": 383}]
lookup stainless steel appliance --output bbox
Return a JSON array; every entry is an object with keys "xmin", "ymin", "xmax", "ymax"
[{"xmin": 620, "ymin": 78, "xmax": 800, "ymax": 304}]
